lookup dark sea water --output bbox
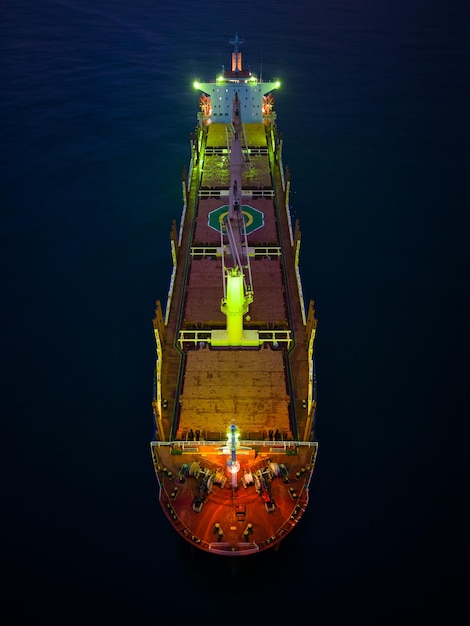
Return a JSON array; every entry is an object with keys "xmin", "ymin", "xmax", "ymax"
[{"xmin": 1, "ymin": 1, "xmax": 468, "ymax": 624}]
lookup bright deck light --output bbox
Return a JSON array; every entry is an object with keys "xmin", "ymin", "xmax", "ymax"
[
  {"xmin": 229, "ymin": 461, "xmax": 240, "ymax": 474},
  {"xmin": 193, "ymin": 80, "xmax": 200, "ymax": 89}
]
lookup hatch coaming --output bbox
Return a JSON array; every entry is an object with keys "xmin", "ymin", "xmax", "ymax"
[{"xmin": 177, "ymin": 348, "xmax": 290, "ymax": 442}]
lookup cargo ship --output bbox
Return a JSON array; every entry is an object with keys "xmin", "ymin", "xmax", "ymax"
[{"xmin": 151, "ymin": 36, "xmax": 318, "ymax": 555}]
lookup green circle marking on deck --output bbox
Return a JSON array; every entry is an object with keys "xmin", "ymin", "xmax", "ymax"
[{"xmin": 208, "ymin": 205, "xmax": 264, "ymax": 234}]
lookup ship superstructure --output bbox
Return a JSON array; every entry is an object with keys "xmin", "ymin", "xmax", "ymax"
[{"xmin": 151, "ymin": 36, "xmax": 318, "ymax": 555}]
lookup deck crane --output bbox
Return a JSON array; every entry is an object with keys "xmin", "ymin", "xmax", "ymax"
[{"xmin": 220, "ymin": 92, "xmax": 254, "ymax": 346}]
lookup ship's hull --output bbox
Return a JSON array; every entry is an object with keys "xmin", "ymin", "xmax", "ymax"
[{"xmin": 151, "ymin": 51, "xmax": 318, "ymax": 555}]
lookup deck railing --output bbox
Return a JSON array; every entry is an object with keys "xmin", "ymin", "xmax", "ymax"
[
  {"xmin": 190, "ymin": 245, "xmax": 281, "ymax": 258},
  {"xmin": 177, "ymin": 327, "xmax": 292, "ymax": 349},
  {"xmin": 151, "ymin": 439, "xmax": 318, "ymax": 449}
]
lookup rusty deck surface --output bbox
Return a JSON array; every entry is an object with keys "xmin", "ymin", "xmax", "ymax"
[
  {"xmin": 152, "ymin": 441, "xmax": 318, "ymax": 554},
  {"xmin": 178, "ymin": 348, "xmax": 290, "ymax": 439}
]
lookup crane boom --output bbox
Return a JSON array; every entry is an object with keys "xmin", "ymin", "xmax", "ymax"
[{"xmin": 219, "ymin": 92, "xmax": 254, "ymax": 346}]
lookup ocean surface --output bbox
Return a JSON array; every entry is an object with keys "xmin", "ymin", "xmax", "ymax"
[{"xmin": 1, "ymin": 1, "xmax": 468, "ymax": 624}]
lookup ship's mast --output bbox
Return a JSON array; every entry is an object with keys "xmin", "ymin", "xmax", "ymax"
[{"xmin": 229, "ymin": 32, "xmax": 244, "ymax": 75}]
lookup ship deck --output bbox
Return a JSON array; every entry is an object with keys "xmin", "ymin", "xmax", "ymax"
[
  {"xmin": 152, "ymin": 440, "xmax": 318, "ymax": 554},
  {"xmin": 152, "ymin": 114, "xmax": 317, "ymax": 553},
  {"xmin": 179, "ymin": 348, "xmax": 290, "ymax": 439},
  {"xmin": 157, "ymin": 121, "xmax": 311, "ymax": 442}
]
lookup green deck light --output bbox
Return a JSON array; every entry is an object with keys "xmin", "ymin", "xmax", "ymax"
[
  {"xmin": 275, "ymin": 80, "xmax": 281, "ymax": 89},
  {"xmin": 193, "ymin": 80, "xmax": 200, "ymax": 89}
]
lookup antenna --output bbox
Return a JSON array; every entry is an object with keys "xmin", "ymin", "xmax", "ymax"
[
  {"xmin": 229, "ymin": 32, "xmax": 244, "ymax": 74},
  {"xmin": 229, "ymin": 32, "xmax": 244, "ymax": 53}
]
